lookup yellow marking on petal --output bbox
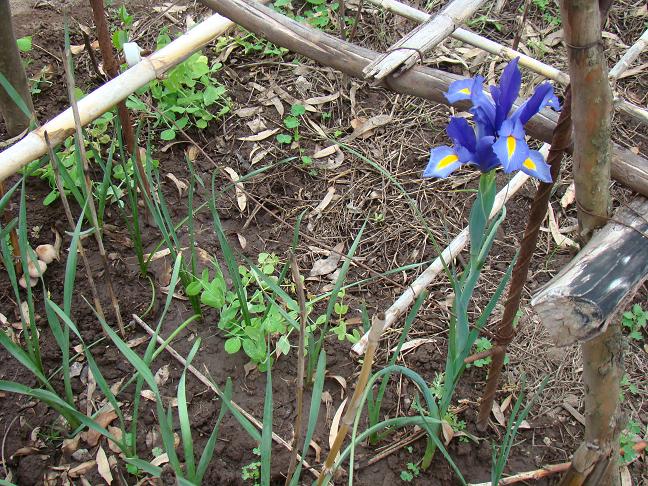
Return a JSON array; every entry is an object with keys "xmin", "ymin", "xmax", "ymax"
[
  {"xmin": 523, "ymin": 158, "xmax": 536, "ymax": 170},
  {"xmin": 506, "ymin": 136, "xmax": 516, "ymax": 159},
  {"xmin": 459, "ymin": 88, "xmax": 471, "ymax": 94},
  {"xmin": 437, "ymin": 154, "xmax": 459, "ymax": 169}
]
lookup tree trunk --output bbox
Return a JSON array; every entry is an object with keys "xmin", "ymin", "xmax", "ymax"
[
  {"xmin": 0, "ymin": 0, "xmax": 34, "ymax": 136},
  {"xmin": 559, "ymin": 0, "xmax": 620, "ymax": 484}
]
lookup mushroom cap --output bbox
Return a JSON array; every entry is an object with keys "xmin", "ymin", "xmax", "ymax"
[
  {"xmin": 36, "ymin": 244, "xmax": 58, "ymax": 264},
  {"xmin": 28, "ymin": 259, "xmax": 47, "ymax": 278},
  {"xmin": 19, "ymin": 275, "xmax": 38, "ymax": 289}
]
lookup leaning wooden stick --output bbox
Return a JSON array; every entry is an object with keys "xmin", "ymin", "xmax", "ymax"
[
  {"xmin": 132, "ymin": 315, "xmax": 320, "ymax": 479},
  {"xmin": 608, "ymin": 28, "xmax": 648, "ymax": 82},
  {"xmin": 62, "ymin": 46, "xmax": 125, "ymax": 336},
  {"xmin": 318, "ymin": 313, "xmax": 384, "ymax": 484},
  {"xmin": 363, "ymin": 0, "xmax": 487, "ymax": 79},
  {"xmin": 351, "ymin": 168, "xmax": 535, "ymax": 355}
]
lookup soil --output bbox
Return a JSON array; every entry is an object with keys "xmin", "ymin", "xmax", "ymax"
[{"xmin": 1, "ymin": 0, "xmax": 647, "ymax": 485}]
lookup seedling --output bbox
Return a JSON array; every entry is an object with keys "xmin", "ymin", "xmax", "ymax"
[{"xmin": 622, "ymin": 304, "xmax": 646, "ymax": 342}]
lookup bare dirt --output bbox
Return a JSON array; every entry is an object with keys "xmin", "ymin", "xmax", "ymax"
[{"xmin": 0, "ymin": 0, "xmax": 646, "ymax": 485}]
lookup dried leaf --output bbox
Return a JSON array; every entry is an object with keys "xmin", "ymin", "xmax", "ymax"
[
  {"xmin": 96, "ymin": 446, "xmax": 113, "ymax": 485},
  {"xmin": 491, "ymin": 401, "xmax": 506, "ymax": 427},
  {"xmin": 237, "ymin": 233, "xmax": 247, "ymax": 249},
  {"xmin": 154, "ymin": 364, "xmax": 170, "ymax": 387},
  {"xmin": 312, "ymin": 145, "xmax": 339, "ymax": 159},
  {"xmin": 224, "ymin": 167, "xmax": 247, "ymax": 212},
  {"xmin": 390, "ymin": 338, "xmax": 435, "ymax": 353},
  {"xmin": 500, "ymin": 394, "xmax": 513, "ymax": 413},
  {"xmin": 151, "ymin": 453, "xmax": 170, "ymax": 467},
  {"xmin": 620, "ymin": 465, "xmax": 632, "ymax": 486},
  {"xmin": 246, "ymin": 118, "xmax": 267, "ymax": 133},
  {"xmin": 560, "ymin": 182, "xmax": 576, "ymax": 208},
  {"xmin": 548, "ymin": 203, "xmax": 579, "ymax": 250},
  {"xmin": 140, "ymin": 390, "xmax": 157, "ymax": 402},
  {"xmin": 186, "ymin": 144, "xmax": 199, "ymax": 161},
  {"xmin": 441, "ymin": 420, "xmax": 454, "ymax": 445},
  {"xmin": 518, "ymin": 420, "xmax": 531, "ymax": 430},
  {"xmin": 237, "ymin": 128, "xmax": 280, "ymax": 142},
  {"xmin": 68, "ymin": 460, "xmax": 97, "ymax": 478},
  {"xmin": 309, "ymin": 440, "xmax": 321, "ymax": 463},
  {"xmin": 234, "ymin": 106, "xmax": 263, "ymax": 118},
  {"xmin": 329, "ymin": 397, "xmax": 347, "ymax": 459},
  {"xmin": 107, "ymin": 427, "xmax": 123, "ymax": 454},
  {"xmin": 81, "ymin": 410, "xmax": 118, "ymax": 447},
  {"xmin": 126, "ymin": 335, "xmax": 149, "ymax": 349},
  {"xmin": 304, "ymin": 92, "xmax": 340, "ymax": 105},
  {"xmin": 165, "ymin": 173, "xmax": 188, "ymax": 198},
  {"xmin": 70, "ymin": 44, "xmax": 85, "ymax": 55},
  {"xmin": 344, "ymin": 115, "xmax": 392, "ymax": 142},
  {"xmin": 309, "ymin": 242, "xmax": 344, "ymax": 277},
  {"xmin": 62, "ymin": 435, "xmax": 81, "ymax": 456},
  {"xmin": 250, "ymin": 147, "xmax": 271, "ymax": 166},
  {"xmin": 11, "ymin": 446, "xmax": 39, "ymax": 458}
]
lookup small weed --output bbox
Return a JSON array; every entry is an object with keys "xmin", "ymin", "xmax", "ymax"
[
  {"xmin": 241, "ymin": 448, "xmax": 262, "ymax": 484},
  {"xmin": 468, "ymin": 337, "xmax": 509, "ymax": 368},
  {"xmin": 531, "ymin": 0, "xmax": 561, "ymax": 25},
  {"xmin": 619, "ymin": 420, "xmax": 645, "ymax": 464},
  {"xmin": 622, "ymin": 304, "xmax": 646, "ymax": 341},
  {"xmin": 619, "ymin": 373, "xmax": 639, "ymax": 402},
  {"xmin": 400, "ymin": 461, "xmax": 421, "ymax": 482}
]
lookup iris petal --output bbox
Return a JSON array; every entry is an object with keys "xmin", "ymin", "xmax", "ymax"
[
  {"xmin": 512, "ymin": 82, "xmax": 561, "ymax": 125},
  {"xmin": 494, "ymin": 57, "xmax": 521, "ymax": 127},
  {"xmin": 445, "ymin": 79, "xmax": 475, "ymax": 104},
  {"xmin": 423, "ymin": 146, "xmax": 463, "ymax": 178},
  {"xmin": 520, "ymin": 150, "xmax": 552, "ymax": 182},
  {"xmin": 470, "ymin": 76, "xmax": 497, "ymax": 137},
  {"xmin": 493, "ymin": 120, "xmax": 529, "ymax": 172},
  {"xmin": 446, "ymin": 117, "xmax": 476, "ymax": 152}
]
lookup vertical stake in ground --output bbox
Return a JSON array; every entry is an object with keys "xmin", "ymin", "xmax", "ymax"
[
  {"xmin": 61, "ymin": 45, "xmax": 126, "ymax": 337},
  {"xmin": 88, "ymin": 0, "xmax": 151, "ymax": 198},
  {"xmin": 0, "ymin": 0, "xmax": 34, "ymax": 136}
]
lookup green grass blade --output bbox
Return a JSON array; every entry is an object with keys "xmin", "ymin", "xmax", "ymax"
[
  {"xmin": 289, "ymin": 350, "xmax": 326, "ymax": 486},
  {"xmin": 0, "ymin": 72, "xmax": 33, "ymax": 123},
  {"xmin": 260, "ymin": 349, "xmax": 273, "ymax": 486},
  {"xmin": 178, "ymin": 339, "xmax": 201, "ymax": 480},
  {"xmin": 196, "ymin": 379, "xmax": 232, "ymax": 484}
]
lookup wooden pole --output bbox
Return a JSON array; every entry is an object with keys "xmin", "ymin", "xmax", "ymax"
[
  {"xmin": 558, "ymin": 0, "xmax": 620, "ymax": 484},
  {"xmin": 88, "ymin": 0, "xmax": 150, "ymax": 197},
  {"xmin": 0, "ymin": 0, "xmax": 34, "ymax": 136}
]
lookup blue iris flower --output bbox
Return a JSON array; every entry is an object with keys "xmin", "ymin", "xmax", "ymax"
[{"xmin": 425, "ymin": 58, "xmax": 560, "ymax": 182}]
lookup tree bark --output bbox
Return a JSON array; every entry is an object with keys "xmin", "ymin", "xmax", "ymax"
[
  {"xmin": 559, "ymin": 0, "xmax": 620, "ymax": 484},
  {"xmin": 0, "ymin": 0, "xmax": 34, "ymax": 136}
]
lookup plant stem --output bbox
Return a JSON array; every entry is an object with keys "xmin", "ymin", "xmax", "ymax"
[
  {"xmin": 0, "ymin": 0, "xmax": 34, "ymax": 136},
  {"xmin": 61, "ymin": 46, "xmax": 126, "ymax": 337},
  {"xmin": 0, "ymin": 180, "xmax": 21, "ymax": 275},
  {"xmin": 317, "ymin": 313, "xmax": 384, "ymax": 485},
  {"xmin": 284, "ymin": 254, "xmax": 307, "ymax": 485}
]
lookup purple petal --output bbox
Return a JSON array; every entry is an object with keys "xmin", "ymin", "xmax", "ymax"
[
  {"xmin": 492, "ymin": 130, "xmax": 530, "ymax": 173},
  {"xmin": 475, "ymin": 136, "xmax": 500, "ymax": 172},
  {"xmin": 446, "ymin": 117, "xmax": 476, "ymax": 152},
  {"xmin": 520, "ymin": 150, "xmax": 552, "ymax": 182},
  {"xmin": 494, "ymin": 58, "xmax": 521, "ymax": 128},
  {"xmin": 512, "ymin": 82, "xmax": 561, "ymax": 125},
  {"xmin": 424, "ymin": 146, "xmax": 463, "ymax": 178},
  {"xmin": 445, "ymin": 79, "xmax": 475, "ymax": 104},
  {"xmin": 470, "ymin": 76, "xmax": 497, "ymax": 137}
]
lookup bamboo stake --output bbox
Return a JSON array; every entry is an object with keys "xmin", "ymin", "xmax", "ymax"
[
  {"xmin": 44, "ymin": 131, "xmax": 107, "ymax": 331},
  {"xmin": 62, "ymin": 46, "xmax": 125, "ymax": 337},
  {"xmin": 317, "ymin": 313, "xmax": 384, "ymax": 485},
  {"xmin": 608, "ymin": 28, "xmax": 648, "ymax": 83},
  {"xmin": 88, "ymin": 0, "xmax": 151, "ymax": 197},
  {"xmin": 351, "ymin": 168, "xmax": 534, "ymax": 355},
  {"xmin": 364, "ymin": 0, "xmax": 648, "ymax": 126},
  {"xmin": 363, "ymin": 0, "xmax": 487, "ymax": 79},
  {"xmin": 132, "ymin": 314, "xmax": 320, "ymax": 479},
  {"xmin": 284, "ymin": 254, "xmax": 307, "ymax": 485},
  {"xmin": 559, "ymin": 0, "xmax": 620, "ymax": 484},
  {"xmin": 0, "ymin": 0, "xmax": 35, "ymax": 136},
  {"xmin": 0, "ymin": 12, "xmax": 241, "ymax": 181}
]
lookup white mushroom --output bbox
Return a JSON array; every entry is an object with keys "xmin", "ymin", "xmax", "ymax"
[
  {"xmin": 35, "ymin": 244, "xmax": 58, "ymax": 264},
  {"xmin": 27, "ymin": 259, "xmax": 47, "ymax": 278},
  {"xmin": 19, "ymin": 275, "xmax": 38, "ymax": 289}
]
